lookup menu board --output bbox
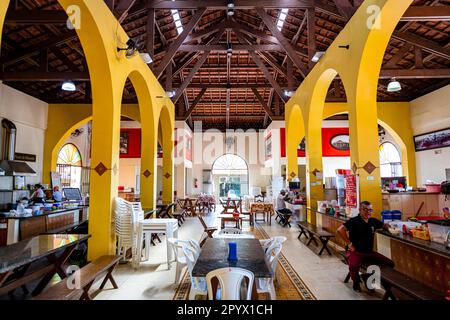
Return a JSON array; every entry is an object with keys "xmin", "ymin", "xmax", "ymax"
[
  {"xmin": 345, "ymin": 174, "xmax": 358, "ymax": 208},
  {"xmin": 63, "ymin": 187, "xmax": 82, "ymax": 201}
]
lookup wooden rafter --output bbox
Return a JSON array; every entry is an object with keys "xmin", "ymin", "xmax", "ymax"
[
  {"xmin": 255, "ymin": 7, "xmax": 308, "ymax": 77},
  {"xmin": 153, "ymin": 8, "xmax": 207, "ymax": 79},
  {"xmin": 183, "ymin": 87, "xmax": 207, "ymax": 120}
]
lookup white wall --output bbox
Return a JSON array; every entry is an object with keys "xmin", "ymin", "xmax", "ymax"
[
  {"xmin": 411, "ymin": 85, "xmax": 450, "ymax": 186},
  {"xmin": 191, "ymin": 129, "xmax": 271, "ymax": 197},
  {"xmin": 0, "ymin": 82, "xmax": 48, "ymax": 185}
]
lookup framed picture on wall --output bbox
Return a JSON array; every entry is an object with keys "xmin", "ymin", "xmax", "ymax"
[
  {"xmin": 413, "ymin": 128, "xmax": 450, "ymax": 152},
  {"xmin": 120, "ymin": 132, "xmax": 129, "ymax": 154}
]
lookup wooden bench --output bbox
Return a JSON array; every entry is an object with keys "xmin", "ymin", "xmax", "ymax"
[
  {"xmin": 380, "ymin": 267, "xmax": 445, "ymax": 300},
  {"xmin": 34, "ymin": 255, "xmax": 121, "ymax": 300},
  {"xmin": 297, "ymin": 221, "xmax": 335, "ymax": 256},
  {"xmin": 339, "ymin": 251, "xmax": 445, "ymax": 300}
]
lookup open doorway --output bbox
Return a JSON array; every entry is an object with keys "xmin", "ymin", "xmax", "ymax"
[{"xmin": 212, "ymin": 154, "xmax": 249, "ymax": 198}]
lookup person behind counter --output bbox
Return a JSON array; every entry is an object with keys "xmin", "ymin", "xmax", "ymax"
[
  {"xmin": 337, "ymin": 201, "xmax": 394, "ymax": 292},
  {"xmin": 30, "ymin": 184, "xmax": 46, "ymax": 203},
  {"xmin": 52, "ymin": 185, "xmax": 63, "ymax": 202}
]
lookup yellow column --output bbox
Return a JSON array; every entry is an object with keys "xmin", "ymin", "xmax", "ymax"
[
  {"xmin": 0, "ymin": 1, "xmax": 9, "ymax": 50},
  {"xmin": 160, "ymin": 106, "xmax": 174, "ymax": 204},
  {"xmin": 304, "ymin": 124, "xmax": 324, "ymax": 225},
  {"xmin": 347, "ymin": 95, "xmax": 382, "ymax": 218},
  {"xmin": 285, "ymin": 105, "xmax": 304, "ymax": 182},
  {"xmin": 140, "ymin": 124, "xmax": 157, "ymax": 210}
]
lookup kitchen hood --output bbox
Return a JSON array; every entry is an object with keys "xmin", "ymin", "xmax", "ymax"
[{"xmin": 0, "ymin": 160, "xmax": 36, "ymax": 176}]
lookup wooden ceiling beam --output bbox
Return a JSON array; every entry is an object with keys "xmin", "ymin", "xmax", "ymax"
[
  {"xmin": 0, "ymin": 72, "xmax": 90, "ymax": 81},
  {"xmin": 172, "ymin": 26, "xmax": 225, "ymax": 103},
  {"xmin": 332, "ymin": 0, "xmax": 357, "ymax": 20},
  {"xmin": 5, "ymin": 5, "xmax": 447, "ymax": 25},
  {"xmin": 235, "ymin": 30, "xmax": 286, "ymax": 102},
  {"xmin": 153, "ymin": 8, "xmax": 207, "ymax": 79},
  {"xmin": 178, "ymin": 44, "xmax": 285, "ymax": 51},
  {"xmin": 251, "ymin": 87, "xmax": 276, "ymax": 120},
  {"xmin": 115, "ymin": 0, "xmax": 138, "ymax": 23},
  {"xmin": 183, "ymin": 87, "xmax": 207, "ymax": 120},
  {"xmin": 255, "ymin": 7, "xmax": 308, "ymax": 77},
  {"xmin": 393, "ymin": 31, "xmax": 450, "ymax": 60},
  {"xmin": 146, "ymin": 0, "xmax": 314, "ymax": 9}
]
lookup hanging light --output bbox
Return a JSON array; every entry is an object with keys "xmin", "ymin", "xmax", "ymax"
[
  {"xmin": 140, "ymin": 52, "xmax": 153, "ymax": 64},
  {"xmin": 283, "ymin": 89, "xmax": 294, "ymax": 97},
  {"xmin": 166, "ymin": 90, "xmax": 176, "ymax": 98},
  {"xmin": 227, "ymin": 0, "xmax": 235, "ymax": 8},
  {"xmin": 227, "ymin": 43, "xmax": 233, "ymax": 56},
  {"xmin": 61, "ymin": 81, "xmax": 76, "ymax": 92},
  {"xmin": 311, "ymin": 51, "xmax": 325, "ymax": 62},
  {"xmin": 387, "ymin": 78, "xmax": 401, "ymax": 92}
]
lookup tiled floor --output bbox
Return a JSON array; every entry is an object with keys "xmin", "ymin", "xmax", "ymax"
[{"xmin": 93, "ymin": 208, "xmax": 384, "ymax": 300}]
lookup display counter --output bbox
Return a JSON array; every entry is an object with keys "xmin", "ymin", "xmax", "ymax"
[
  {"xmin": 0, "ymin": 206, "xmax": 89, "ymax": 246},
  {"xmin": 376, "ymin": 230, "xmax": 449, "ymax": 294}
]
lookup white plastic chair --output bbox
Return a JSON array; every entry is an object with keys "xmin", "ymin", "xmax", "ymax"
[
  {"xmin": 218, "ymin": 228, "xmax": 243, "ymax": 235},
  {"xmin": 168, "ymin": 238, "xmax": 188, "ymax": 284},
  {"xmin": 205, "ymin": 267, "xmax": 255, "ymax": 300},
  {"xmin": 114, "ymin": 198, "xmax": 142, "ymax": 261},
  {"xmin": 257, "ymin": 241, "xmax": 282, "ymax": 300},
  {"xmin": 183, "ymin": 245, "xmax": 207, "ymax": 300},
  {"xmin": 259, "ymin": 236, "xmax": 287, "ymax": 252}
]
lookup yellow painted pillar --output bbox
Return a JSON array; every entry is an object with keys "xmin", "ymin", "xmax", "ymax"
[
  {"xmin": 0, "ymin": 1, "xmax": 9, "ymax": 51},
  {"xmin": 347, "ymin": 95, "xmax": 382, "ymax": 218},
  {"xmin": 285, "ymin": 105, "xmax": 304, "ymax": 182},
  {"xmin": 140, "ymin": 123, "xmax": 157, "ymax": 210},
  {"xmin": 56, "ymin": 0, "xmax": 128, "ymax": 260},
  {"xmin": 160, "ymin": 106, "xmax": 174, "ymax": 204}
]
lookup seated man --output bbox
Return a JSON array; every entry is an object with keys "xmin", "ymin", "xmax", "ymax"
[
  {"xmin": 337, "ymin": 201, "xmax": 394, "ymax": 292},
  {"xmin": 276, "ymin": 189, "xmax": 291, "ymax": 214}
]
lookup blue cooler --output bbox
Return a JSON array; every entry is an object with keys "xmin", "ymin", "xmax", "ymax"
[
  {"xmin": 390, "ymin": 210, "xmax": 402, "ymax": 221},
  {"xmin": 381, "ymin": 210, "xmax": 393, "ymax": 223}
]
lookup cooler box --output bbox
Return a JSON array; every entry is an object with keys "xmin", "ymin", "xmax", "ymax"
[
  {"xmin": 390, "ymin": 210, "xmax": 402, "ymax": 221},
  {"xmin": 381, "ymin": 211, "xmax": 393, "ymax": 223}
]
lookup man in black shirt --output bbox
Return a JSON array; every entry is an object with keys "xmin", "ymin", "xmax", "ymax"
[{"xmin": 337, "ymin": 201, "xmax": 394, "ymax": 291}]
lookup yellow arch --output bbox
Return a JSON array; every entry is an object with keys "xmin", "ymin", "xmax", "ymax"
[
  {"xmin": 286, "ymin": 0, "xmax": 414, "ymax": 218},
  {"xmin": 1, "ymin": 1, "xmax": 174, "ymax": 258}
]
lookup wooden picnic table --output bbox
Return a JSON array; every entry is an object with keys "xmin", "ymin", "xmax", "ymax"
[{"xmin": 0, "ymin": 234, "xmax": 90, "ymax": 297}]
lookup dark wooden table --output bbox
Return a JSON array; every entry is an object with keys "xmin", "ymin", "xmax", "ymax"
[
  {"xmin": 0, "ymin": 234, "xmax": 90, "ymax": 297},
  {"xmin": 297, "ymin": 221, "xmax": 335, "ymax": 256},
  {"xmin": 192, "ymin": 238, "xmax": 272, "ymax": 299}
]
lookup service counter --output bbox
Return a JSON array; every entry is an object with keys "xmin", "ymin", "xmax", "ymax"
[{"xmin": 0, "ymin": 206, "xmax": 89, "ymax": 246}]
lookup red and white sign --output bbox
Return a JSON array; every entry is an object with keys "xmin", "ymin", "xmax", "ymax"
[{"xmin": 345, "ymin": 174, "xmax": 358, "ymax": 208}]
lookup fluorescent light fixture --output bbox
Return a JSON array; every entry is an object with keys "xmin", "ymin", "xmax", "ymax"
[
  {"xmin": 166, "ymin": 90, "xmax": 176, "ymax": 98},
  {"xmin": 276, "ymin": 8, "xmax": 289, "ymax": 31},
  {"xmin": 283, "ymin": 89, "xmax": 294, "ymax": 97},
  {"xmin": 61, "ymin": 81, "xmax": 76, "ymax": 92},
  {"xmin": 387, "ymin": 78, "xmax": 401, "ymax": 92},
  {"xmin": 140, "ymin": 52, "xmax": 153, "ymax": 64},
  {"xmin": 311, "ymin": 51, "xmax": 325, "ymax": 62}
]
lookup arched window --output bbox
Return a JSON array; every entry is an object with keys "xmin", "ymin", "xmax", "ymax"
[
  {"xmin": 57, "ymin": 144, "xmax": 82, "ymax": 189},
  {"xmin": 212, "ymin": 154, "xmax": 249, "ymax": 197},
  {"xmin": 379, "ymin": 142, "xmax": 402, "ymax": 178}
]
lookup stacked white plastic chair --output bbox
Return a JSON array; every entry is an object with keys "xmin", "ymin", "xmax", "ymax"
[
  {"xmin": 114, "ymin": 197, "xmax": 135, "ymax": 261},
  {"xmin": 114, "ymin": 197, "xmax": 147, "ymax": 266}
]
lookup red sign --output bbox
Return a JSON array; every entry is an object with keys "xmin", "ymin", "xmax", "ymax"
[
  {"xmin": 120, "ymin": 128, "xmax": 141, "ymax": 158},
  {"xmin": 345, "ymin": 174, "xmax": 357, "ymax": 208},
  {"xmin": 280, "ymin": 127, "xmax": 350, "ymax": 157}
]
